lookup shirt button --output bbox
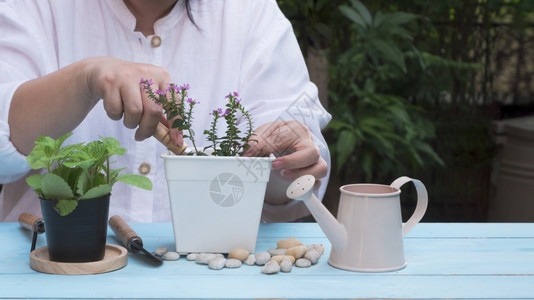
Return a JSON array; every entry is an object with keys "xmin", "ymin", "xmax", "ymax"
[
  {"xmin": 151, "ymin": 35, "xmax": 162, "ymax": 48},
  {"xmin": 139, "ymin": 162, "xmax": 151, "ymax": 175}
]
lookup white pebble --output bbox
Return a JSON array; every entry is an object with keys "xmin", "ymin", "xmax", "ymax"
[
  {"xmin": 295, "ymin": 258, "xmax": 312, "ymax": 268},
  {"xmin": 255, "ymin": 251, "xmax": 271, "ymax": 266},
  {"xmin": 155, "ymin": 247, "xmax": 168, "ymax": 256},
  {"xmin": 208, "ymin": 257, "xmax": 226, "ymax": 270},
  {"xmin": 225, "ymin": 258, "xmax": 242, "ymax": 268},
  {"xmin": 280, "ymin": 258, "xmax": 293, "ymax": 273},
  {"xmin": 163, "ymin": 251, "xmax": 180, "ymax": 261},
  {"xmin": 215, "ymin": 253, "xmax": 224, "ymax": 258},
  {"xmin": 261, "ymin": 260, "xmax": 280, "ymax": 274},
  {"xmin": 267, "ymin": 248, "xmax": 287, "ymax": 256},
  {"xmin": 245, "ymin": 254, "xmax": 256, "ymax": 266},
  {"xmin": 196, "ymin": 253, "xmax": 217, "ymax": 264},
  {"xmin": 304, "ymin": 249, "xmax": 321, "ymax": 264},
  {"xmin": 186, "ymin": 253, "xmax": 198, "ymax": 261},
  {"xmin": 306, "ymin": 244, "xmax": 325, "ymax": 255}
]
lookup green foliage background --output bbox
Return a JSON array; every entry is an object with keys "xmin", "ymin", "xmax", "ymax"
[{"xmin": 278, "ymin": 0, "xmax": 534, "ymax": 221}]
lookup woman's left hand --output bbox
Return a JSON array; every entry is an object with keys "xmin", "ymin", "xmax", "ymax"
[{"xmin": 244, "ymin": 120, "xmax": 328, "ymax": 192}]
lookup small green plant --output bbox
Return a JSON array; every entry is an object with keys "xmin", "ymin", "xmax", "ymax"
[
  {"xmin": 26, "ymin": 133, "xmax": 153, "ymax": 216},
  {"xmin": 140, "ymin": 79, "xmax": 254, "ymax": 156}
]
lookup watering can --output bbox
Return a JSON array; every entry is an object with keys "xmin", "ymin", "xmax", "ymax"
[{"xmin": 286, "ymin": 175, "xmax": 428, "ymax": 272}]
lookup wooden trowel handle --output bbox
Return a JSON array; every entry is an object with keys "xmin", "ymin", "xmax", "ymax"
[
  {"xmin": 109, "ymin": 215, "xmax": 142, "ymax": 251},
  {"xmin": 18, "ymin": 213, "xmax": 44, "ymax": 233},
  {"xmin": 153, "ymin": 122, "xmax": 188, "ymax": 155}
]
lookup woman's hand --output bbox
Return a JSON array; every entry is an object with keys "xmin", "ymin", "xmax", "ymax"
[
  {"xmin": 244, "ymin": 120, "xmax": 327, "ymax": 203},
  {"xmin": 85, "ymin": 57, "xmax": 172, "ymax": 142},
  {"xmin": 10, "ymin": 57, "xmax": 175, "ymax": 154}
]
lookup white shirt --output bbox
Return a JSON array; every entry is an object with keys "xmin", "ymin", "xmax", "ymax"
[{"xmin": 0, "ymin": 0, "xmax": 331, "ymax": 222}]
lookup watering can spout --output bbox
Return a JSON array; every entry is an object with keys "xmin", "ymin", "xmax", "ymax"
[{"xmin": 286, "ymin": 175, "xmax": 348, "ymax": 252}]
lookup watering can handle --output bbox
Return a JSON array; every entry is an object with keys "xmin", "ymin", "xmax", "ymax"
[{"xmin": 390, "ymin": 176, "xmax": 428, "ymax": 236}]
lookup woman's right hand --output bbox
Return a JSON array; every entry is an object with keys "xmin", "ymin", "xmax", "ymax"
[
  {"xmin": 9, "ymin": 57, "xmax": 175, "ymax": 154},
  {"xmin": 84, "ymin": 57, "xmax": 173, "ymax": 142}
]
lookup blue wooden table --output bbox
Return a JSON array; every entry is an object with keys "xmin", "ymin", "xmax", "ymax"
[{"xmin": 1, "ymin": 222, "xmax": 533, "ymax": 299}]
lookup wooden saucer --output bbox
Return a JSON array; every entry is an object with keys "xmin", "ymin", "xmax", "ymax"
[{"xmin": 30, "ymin": 244, "xmax": 128, "ymax": 275}]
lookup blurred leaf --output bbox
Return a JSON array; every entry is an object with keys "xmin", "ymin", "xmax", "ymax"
[
  {"xmin": 335, "ymin": 130, "xmax": 357, "ymax": 169},
  {"xmin": 339, "ymin": 5, "xmax": 367, "ymax": 28},
  {"xmin": 350, "ymin": 0, "xmax": 372, "ymax": 25},
  {"xmin": 370, "ymin": 39, "xmax": 406, "ymax": 72}
]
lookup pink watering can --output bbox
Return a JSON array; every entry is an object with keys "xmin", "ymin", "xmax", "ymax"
[{"xmin": 287, "ymin": 175, "xmax": 428, "ymax": 272}]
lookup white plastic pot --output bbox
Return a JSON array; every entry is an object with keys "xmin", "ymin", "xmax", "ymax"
[{"xmin": 162, "ymin": 151, "xmax": 275, "ymax": 253}]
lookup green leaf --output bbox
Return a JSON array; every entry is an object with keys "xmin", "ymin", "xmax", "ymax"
[
  {"xmin": 56, "ymin": 199, "xmax": 78, "ymax": 216},
  {"xmin": 370, "ymin": 39, "xmax": 406, "ymax": 72},
  {"xmin": 117, "ymin": 174, "xmax": 153, "ymax": 190},
  {"xmin": 350, "ymin": 0, "xmax": 372, "ymax": 26},
  {"xmin": 172, "ymin": 118, "xmax": 186, "ymax": 129},
  {"xmin": 339, "ymin": 5, "xmax": 367, "ymax": 28},
  {"xmin": 361, "ymin": 151, "xmax": 374, "ymax": 181},
  {"xmin": 335, "ymin": 130, "xmax": 357, "ymax": 169},
  {"xmin": 76, "ymin": 171, "xmax": 90, "ymax": 196},
  {"xmin": 387, "ymin": 104, "xmax": 411, "ymax": 124},
  {"xmin": 26, "ymin": 150, "xmax": 49, "ymax": 170},
  {"xmin": 81, "ymin": 184, "xmax": 112, "ymax": 200},
  {"xmin": 415, "ymin": 142, "xmax": 445, "ymax": 166},
  {"xmin": 386, "ymin": 12, "xmax": 418, "ymax": 26},
  {"xmin": 53, "ymin": 132, "xmax": 73, "ymax": 149},
  {"xmin": 101, "ymin": 136, "xmax": 126, "ymax": 156},
  {"xmin": 40, "ymin": 173, "xmax": 75, "ymax": 200},
  {"xmin": 327, "ymin": 120, "xmax": 352, "ymax": 131},
  {"xmin": 85, "ymin": 140, "xmax": 107, "ymax": 160},
  {"xmin": 26, "ymin": 174, "xmax": 43, "ymax": 191}
]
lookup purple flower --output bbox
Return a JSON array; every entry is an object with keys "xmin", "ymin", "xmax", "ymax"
[
  {"xmin": 180, "ymin": 84, "xmax": 190, "ymax": 91},
  {"xmin": 226, "ymin": 91, "xmax": 239, "ymax": 99},
  {"xmin": 187, "ymin": 98, "xmax": 197, "ymax": 104},
  {"xmin": 155, "ymin": 89, "xmax": 166, "ymax": 96},
  {"xmin": 167, "ymin": 83, "xmax": 178, "ymax": 93}
]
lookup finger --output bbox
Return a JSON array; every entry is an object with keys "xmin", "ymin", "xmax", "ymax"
[
  {"xmin": 243, "ymin": 122, "xmax": 293, "ymax": 157},
  {"xmin": 243, "ymin": 135, "xmax": 271, "ymax": 157},
  {"xmin": 102, "ymin": 87, "xmax": 124, "ymax": 121},
  {"xmin": 135, "ymin": 89, "xmax": 164, "ymax": 141},
  {"xmin": 280, "ymin": 157, "xmax": 328, "ymax": 181},
  {"xmin": 273, "ymin": 141, "xmax": 320, "ymax": 170},
  {"xmin": 121, "ymin": 84, "xmax": 144, "ymax": 129},
  {"xmin": 313, "ymin": 179, "xmax": 322, "ymax": 190}
]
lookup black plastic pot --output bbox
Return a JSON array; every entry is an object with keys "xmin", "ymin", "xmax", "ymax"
[{"xmin": 40, "ymin": 194, "xmax": 110, "ymax": 262}]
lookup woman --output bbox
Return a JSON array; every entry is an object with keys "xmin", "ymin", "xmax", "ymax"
[{"xmin": 0, "ymin": 0, "xmax": 331, "ymax": 222}]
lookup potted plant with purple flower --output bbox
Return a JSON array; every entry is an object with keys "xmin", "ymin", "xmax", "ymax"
[{"xmin": 141, "ymin": 79, "xmax": 274, "ymax": 253}]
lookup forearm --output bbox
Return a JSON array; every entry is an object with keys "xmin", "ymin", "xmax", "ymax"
[{"xmin": 8, "ymin": 60, "xmax": 97, "ymax": 155}]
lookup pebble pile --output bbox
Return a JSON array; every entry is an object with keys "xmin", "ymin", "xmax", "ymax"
[{"xmin": 154, "ymin": 238, "xmax": 325, "ymax": 274}]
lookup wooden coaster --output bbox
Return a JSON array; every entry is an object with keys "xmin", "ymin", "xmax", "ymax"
[{"xmin": 30, "ymin": 244, "xmax": 128, "ymax": 275}]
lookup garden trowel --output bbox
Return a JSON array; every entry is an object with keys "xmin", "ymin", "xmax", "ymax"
[
  {"xmin": 18, "ymin": 213, "xmax": 45, "ymax": 253},
  {"xmin": 109, "ymin": 215, "xmax": 163, "ymax": 265},
  {"xmin": 153, "ymin": 122, "xmax": 188, "ymax": 155}
]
